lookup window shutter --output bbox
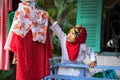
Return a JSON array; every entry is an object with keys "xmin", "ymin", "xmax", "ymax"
[{"xmin": 76, "ymin": 0, "xmax": 103, "ymax": 52}]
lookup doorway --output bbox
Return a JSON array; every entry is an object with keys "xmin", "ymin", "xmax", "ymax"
[{"xmin": 102, "ymin": 0, "xmax": 120, "ymax": 52}]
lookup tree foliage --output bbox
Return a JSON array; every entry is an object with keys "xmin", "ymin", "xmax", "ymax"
[{"xmin": 37, "ymin": 0, "xmax": 77, "ymax": 56}]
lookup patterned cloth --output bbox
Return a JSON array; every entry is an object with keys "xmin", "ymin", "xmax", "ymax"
[
  {"xmin": 4, "ymin": 2, "xmax": 53, "ymax": 79},
  {"xmin": 11, "ymin": 2, "xmax": 48, "ymax": 43}
]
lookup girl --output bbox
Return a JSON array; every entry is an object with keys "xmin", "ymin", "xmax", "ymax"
[{"xmin": 48, "ymin": 16, "xmax": 97, "ymax": 77}]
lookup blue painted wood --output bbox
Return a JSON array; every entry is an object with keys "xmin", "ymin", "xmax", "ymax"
[
  {"xmin": 44, "ymin": 75, "xmax": 111, "ymax": 80},
  {"xmin": 44, "ymin": 63, "xmax": 120, "ymax": 80},
  {"xmin": 44, "ymin": 57, "xmax": 120, "ymax": 80},
  {"xmin": 51, "ymin": 63, "xmax": 120, "ymax": 70},
  {"xmin": 100, "ymin": 52, "xmax": 120, "ymax": 56},
  {"xmin": 79, "ymin": 68, "xmax": 84, "ymax": 77}
]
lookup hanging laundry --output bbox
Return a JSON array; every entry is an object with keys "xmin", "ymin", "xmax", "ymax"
[
  {"xmin": 4, "ymin": 1, "xmax": 53, "ymax": 80},
  {"xmin": 11, "ymin": 2, "xmax": 48, "ymax": 43},
  {"xmin": 0, "ymin": 0, "xmax": 12, "ymax": 70}
]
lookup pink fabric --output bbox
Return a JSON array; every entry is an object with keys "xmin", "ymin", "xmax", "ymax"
[
  {"xmin": 9, "ymin": 0, "xmax": 13, "ymax": 11},
  {"xmin": 0, "ymin": 0, "xmax": 12, "ymax": 70}
]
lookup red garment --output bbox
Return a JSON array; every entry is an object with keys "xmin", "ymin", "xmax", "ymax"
[
  {"xmin": 66, "ymin": 27, "xmax": 87, "ymax": 62},
  {"xmin": 10, "ymin": 29, "xmax": 52, "ymax": 80}
]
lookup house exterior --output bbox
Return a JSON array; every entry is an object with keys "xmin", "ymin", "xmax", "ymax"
[{"xmin": 76, "ymin": 0, "xmax": 120, "ymax": 77}]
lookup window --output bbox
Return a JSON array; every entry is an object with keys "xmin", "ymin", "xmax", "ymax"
[
  {"xmin": 102, "ymin": 0, "xmax": 120, "ymax": 52},
  {"xmin": 76, "ymin": 0, "xmax": 102, "ymax": 52}
]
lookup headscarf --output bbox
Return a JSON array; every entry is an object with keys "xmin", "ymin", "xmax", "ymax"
[{"xmin": 66, "ymin": 26, "xmax": 87, "ymax": 62}]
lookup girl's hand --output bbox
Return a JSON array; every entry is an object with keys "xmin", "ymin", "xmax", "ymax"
[
  {"xmin": 48, "ymin": 16, "xmax": 55, "ymax": 25},
  {"xmin": 89, "ymin": 61, "xmax": 97, "ymax": 68},
  {"xmin": 47, "ymin": 12, "xmax": 55, "ymax": 25}
]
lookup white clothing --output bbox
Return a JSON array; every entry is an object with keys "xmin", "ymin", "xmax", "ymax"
[
  {"xmin": 11, "ymin": 2, "xmax": 48, "ymax": 43},
  {"xmin": 50, "ymin": 22, "xmax": 96, "ymax": 77}
]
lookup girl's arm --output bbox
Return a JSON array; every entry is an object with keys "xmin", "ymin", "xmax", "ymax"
[
  {"xmin": 82, "ymin": 44, "xmax": 97, "ymax": 68},
  {"xmin": 48, "ymin": 16, "xmax": 66, "ymax": 41}
]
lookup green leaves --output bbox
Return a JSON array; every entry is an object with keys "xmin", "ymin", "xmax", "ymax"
[
  {"xmin": 48, "ymin": 8, "xmax": 56, "ymax": 17},
  {"xmin": 0, "ymin": 65, "xmax": 16, "ymax": 80},
  {"xmin": 36, "ymin": 0, "xmax": 44, "ymax": 9},
  {"xmin": 37, "ymin": 0, "xmax": 77, "ymax": 56}
]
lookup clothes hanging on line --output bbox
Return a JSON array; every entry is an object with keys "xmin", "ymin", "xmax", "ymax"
[
  {"xmin": 4, "ymin": 2, "xmax": 53, "ymax": 80},
  {"xmin": 11, "ymin": 2, "xmax": 48, "ymax": 43}
]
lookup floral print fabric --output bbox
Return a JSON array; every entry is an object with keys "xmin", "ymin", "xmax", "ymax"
[{"xmin": 11, "ymin": 2, "xmax": 48, "ymax": 43}]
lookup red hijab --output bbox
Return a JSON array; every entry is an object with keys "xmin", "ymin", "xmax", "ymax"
[{"xmin": 66, "ymin": 26, "xmax": 87, "ymax": 62}]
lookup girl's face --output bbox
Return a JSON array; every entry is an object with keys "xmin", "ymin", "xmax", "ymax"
[{"xmin": 67, "ymin": 28, "xmax": 76, "ymax": 43}]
